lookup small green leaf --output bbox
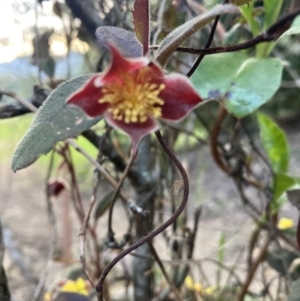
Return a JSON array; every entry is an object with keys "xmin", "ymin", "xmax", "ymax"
[
  {"xmin": 12, "ymin": 74, "xmax": 100, "ymax": 171},
  {"xmin": 263, "ymin": 0, "xmax": 283, "ymax": 29},
  {"xmin": 287, "ymin": 189, "xmax": 300, "ymax": 208},
  {"xmin": 155, "ymin": 4, "xmax": 239, "ymax": 66},
  {"xmin": 240, "ymin": 2, "xmax": 259, "ymax": 36},
  {"xmin": 229, "ymin": 0, "xmax": 252, "ymax": 6},
  {"xmin": 277, "ymin": 16, "xmax": 300, "ymax": 41},
  {"xmin": 94, "ymin": 190, "xmax": 115, "ymax": 220},
  {"xmin": 273, "ymin": 173, "xmax": 295, "ymax": 204},
  {"xmin": 257, "ymin": 113, "xmax": 289, "ymax": 173}
]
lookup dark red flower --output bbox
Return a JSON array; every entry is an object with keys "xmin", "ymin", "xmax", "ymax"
[
  {"xmin": 47, "ymin": 180, "xmax": 66, "ymax": 197},
  {"xmin": 67, "ymin": 45, "xmax": 202, "ymax": 147}
]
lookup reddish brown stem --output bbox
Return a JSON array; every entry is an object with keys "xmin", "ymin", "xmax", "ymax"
[{"xmin": 96, "ymin": 130, "xmax": 190, "ymax": 300}]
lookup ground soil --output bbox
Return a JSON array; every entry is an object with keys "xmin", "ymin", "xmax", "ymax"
[{"xmin": 0, "ymin": 122, "xmax": 299, "ymax": 301}]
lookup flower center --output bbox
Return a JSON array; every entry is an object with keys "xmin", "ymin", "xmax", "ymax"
[{"xmin": 99, "ymin": 67, "xmax": 165, "ymax": 123}]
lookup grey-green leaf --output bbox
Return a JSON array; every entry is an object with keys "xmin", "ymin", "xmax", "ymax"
[
  {"xmin": 191, "ymin": 54, "xmax": 283, "ymax": 117},
  {"xmin": 226, "ymin": 58, "xmax": 282, "ymax": 117},
  {"xmin": 12, "ymin": 74, "xmax": 100, "ymax": 171},
  {"xmin": 95, "ymin": 26, "xmax": 143, "ymax": 58},
  {"xmin": 288, "ymin": 279, "xmax": 300, "ymax": 301},
  {"xmin": 155, "ymin": 4, "xmax": 240, "ymax": 66},
  {"xmin": 257, "ymin": 113, "xmax": 289, "ymax": 173},
  {"xmin": 94, "ymin": 190, "xmax": 115, "ymax": 220},
  {"xmin": 190, "ymin": 52, "xmax": 248, "ymax": 99}
]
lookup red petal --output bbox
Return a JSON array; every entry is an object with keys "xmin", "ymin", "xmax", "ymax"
[
  {"xmin": 67, "ymin": 75, "xmax": 109, "ymax": 117},
  {"xmin": 159, "ymin": 74, "xmax": 202, "ymax": 120},
  {"xmin": 104, "ymin": 112, "xmax": 159, "ymax": 146},
  {"xmin": 102, "ymin": 44, "xmax": 150, "ymax": 83}
]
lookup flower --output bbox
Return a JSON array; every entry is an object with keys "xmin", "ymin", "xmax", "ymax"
[
  {"xmin": 44, "ymin": 292, "xmax": 52, "ymax": 301},
  {"xmin": 184, "ymin": 276, "xmax": 216, "ymax": 296},
  {"xmin": 278, "ymin": 217, "xmax": 294, "ymax": 230},
  {"xmin": 67, "ymin": 44, "xmax": 202, "ymax": 148},
  {"xmin": 60, "ymin": 278, "xmax": 89, "ymax": 296},
  {"xmin": 47, "ymin": 179, "xmax": 67, "ymax": 197}
]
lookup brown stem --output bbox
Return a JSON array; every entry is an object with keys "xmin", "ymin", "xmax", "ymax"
[
  {"xmin": 210, "ymin": 105, "xmax": 229, "ymax": 173},
  {"xmin": 210, "ymin": 105, "xmax": 263, "ymax": 189},
  {"xmin": 107, "ymin": 151, "xmax": 135, "ymax": 241},
  {"xmin": 150, "ymin": 8, "xmax": 300, "ymax": 57},
  {"xmin": 186, "ymin": 0, "xmax": 229, "ymax": 77},
  {"xmin": 237, "ymin": 235, "xmax": 271, "ymax": 301},
  {"xmin": 136, "ymin": 218, "xmax": 182, "ymax": 301},
  {"xmin": 95, "ymin": 130, "xmax": 190, "ymax": 300}
]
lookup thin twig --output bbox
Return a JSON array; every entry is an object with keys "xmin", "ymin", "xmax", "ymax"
[
  {"xmin": 150, "ymin": 7, "xmax": 300, "ymax": 57},
  {"xmin": 107, "ymin": 151, "xmax": 135, "ymax": 243},
  {"xmin": 79, "ymin": 172, "xmax": 101, "ymax": 288},
  {"xmin": 186, "ymin": 0, "xmax": 229, "ymax": 77},
  {"xmin": 0, "ymin": 90, "xmax": 38, "ymax": 113},
  {"xmin": 136, "ymin": 217, "xmax": 182, "ymax": 301},
  {"xmin": 237, "ymin": 235, "xmax": 271, "ymax": 301},
  {"xmin": 95, "ymin": 130, "xmax": 190, "ymax": 301}
]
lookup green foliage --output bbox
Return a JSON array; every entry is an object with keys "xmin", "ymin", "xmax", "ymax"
[
  {"xmin": 94, "ymin": 190, "xmax": 115, "ymax": 220},
  {"xmin": 191, "ymin": 54, "xmax": 283, "ymax": 117},
  {"xmin": 240, "ymin": 2, "xmax": 259, "ymax": 36},
  {"xmin": 263, "ymin": 0, "xmax": 283, "ymax": 29},
  {"xmin": 155, "ymin": 4, "xmax": 239, "ymax": 66},
  {"xmin": 273, "ymin": 173, "xmax": 295, "ymax": 203},
  {"xmin": 12, "ymin": 74, "xmax": 100, "ymax": 171},
  {"xmin": 257, "ymin": 113, "xmax": 289, "ymax": 173},
  {"xmin": 277, "ymin": 16, "xmax": 300, "ymax": 41}
]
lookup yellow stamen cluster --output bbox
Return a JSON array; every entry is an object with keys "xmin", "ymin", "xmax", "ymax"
[{"xmin": 99, "ymin": 67, "xmax": 165, "ymax": 123}]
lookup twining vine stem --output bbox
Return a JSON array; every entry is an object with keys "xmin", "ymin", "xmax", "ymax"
[
  {"xmin": 150, "ymin": 7, "xmax": 300, "ymax": 58},
  {"xmin": 107, "ymin": 150, "xmax": 136, "ymax": 243},
  {"xmin": 96, "ymin": 130, "xmax": 190, "ymax": 301}
]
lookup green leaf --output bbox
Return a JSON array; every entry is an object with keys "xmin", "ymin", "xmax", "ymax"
[
  {"xmin": 191, "ymin": 54, "xmax": 282, "ymax": 117},
  {"xmin": 257, "ymin": 113, "xmax": 289, "ymax": 173},
  {"xmin": 277, "ymin": 16, "xmax": 300, "ymax": 41},
  {"xmin": 258, "ymin": 0, "xmax": 283, "ymax": 56},
  {"xmin": 226, "ymin": 58, "xmax": 282, "ymax": 116},
  {"xmin": 12, "ymin": 74, "xmax": 100, "ymax": 171},
  {"xmin": 191, "ymin": 52, "xmax": 248, "ymax": 98},
  {"xmin": 263, "ymin": 0, "xmax": 283, "ymax": 29},
  {"xmin": 240, "ymin": 2, "xmax": 259, "ymax": 36},
  {"xmin": 229, "ymin": 0, "xmax": 252, "ymax": 6},
  {"xmin": 94, "ymin": 190, "xmax": 114, "ymax": 220},
  {"xmin": 155, "ymin": 4, "xmax": 239, "ymax": 66},
  {"xmin": 266, "ymin": 246, "xmax": 298, "ymax": 277},
  {"xmin": 287, "ymin": 189, "xmax": 300, "ymax": 208},
  {"xmin": 272, "ymin": 173, "xmax": 295, "ymax": 206}
]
